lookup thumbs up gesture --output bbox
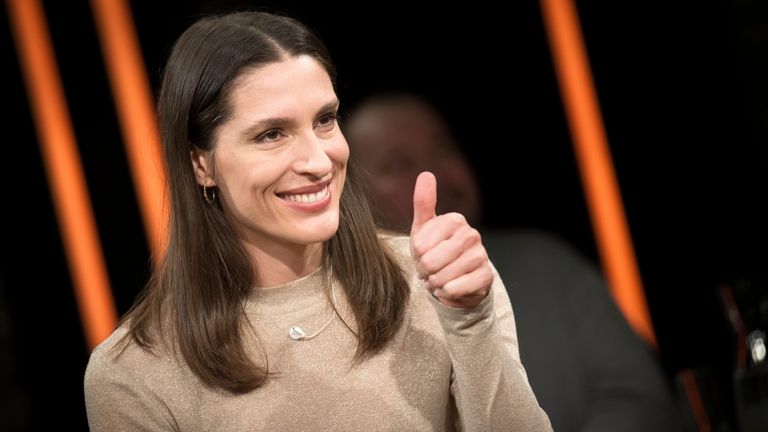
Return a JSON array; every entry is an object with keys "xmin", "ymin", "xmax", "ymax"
[{"xmin": 410, "ymin": 172, "xmax": 494, "ymax": 309}]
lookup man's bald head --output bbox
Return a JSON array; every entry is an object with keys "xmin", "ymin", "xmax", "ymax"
[{"xmin": 345, "ymin": 94, "xmax": 481, "ymax": 230}]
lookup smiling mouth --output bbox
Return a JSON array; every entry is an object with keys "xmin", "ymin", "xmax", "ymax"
[{"xmin": 277, "ymin": 184, "xmax": 330, "ymax": 204}]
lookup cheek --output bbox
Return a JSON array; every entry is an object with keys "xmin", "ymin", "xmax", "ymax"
[{"xmin": 217, "ymin": 154, "xmax": 285, "ymax": 197}]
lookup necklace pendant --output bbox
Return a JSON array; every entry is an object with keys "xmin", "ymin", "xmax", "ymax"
[{"xmin": 288, "ymin": 326, "xmax": 306, "ymax": 340}]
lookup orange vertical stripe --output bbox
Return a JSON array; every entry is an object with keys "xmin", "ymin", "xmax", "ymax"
[
  {"xmin": 7, "ymin": 0, "xmax": 117, "ymax": 349},
  {"xmin": 539, "ymin": 0, "xmax": 657, "ymax": 346},
  {"xmin": 680, "ymin": 370, "xmax": 711, "ymax": 432},
  {"xmin": 90, "ymin": 0, "xmax": 166, "ymax": 262}
]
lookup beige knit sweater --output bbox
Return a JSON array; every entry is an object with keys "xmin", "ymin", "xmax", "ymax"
[{"xmin": 84, "ymin": 236, "xmax": 552, "ymax": 431}]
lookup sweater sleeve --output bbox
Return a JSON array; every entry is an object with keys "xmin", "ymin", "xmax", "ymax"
[
  {"xmin": 84, "ymin": 342, "xmax": 179, "ymax": 432},
  {"xmin": 429, "ymin": 262, "xmax": 553, "ymax": 432}
]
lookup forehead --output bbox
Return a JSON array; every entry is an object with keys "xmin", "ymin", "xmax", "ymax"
[{"xmin": 227, "ymin": 56, "xmax": 336, "ymax": 118}]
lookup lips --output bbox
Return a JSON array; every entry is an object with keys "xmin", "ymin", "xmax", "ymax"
[
  {"xmin": 278, "ymin": 184, "xmax": 330, "ymax": 204},
  {"xmin": 276, "ymin": 179, "xmax": 332, "ymax": 204}
]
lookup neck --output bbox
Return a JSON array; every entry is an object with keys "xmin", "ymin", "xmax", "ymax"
[{"xmin": 240, "ymin": 238, "xmax": 324, "ymax": 288}]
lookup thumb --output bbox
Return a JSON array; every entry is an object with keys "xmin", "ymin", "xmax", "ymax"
[{"xmin": 411, "ymin": 171, "xmax": 437, "ymax": 233}]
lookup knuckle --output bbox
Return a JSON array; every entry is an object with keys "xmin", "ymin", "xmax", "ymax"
[
  {"xmin": 412, "ymin": 239, "xmax": 427, "ymax": 257},
  {"xmin": 446, "ymin": 212, "xmax": 466, "ymax": 227},
  {"xmin": 455, "ymin": 225, "xmax": 480, "ymax": 248},
  {"xmin": 421, "ymin": 256, "xmax": 439, "ymax": 274},
  {"xmin": 428, "ymin": 273, "xmax": 444, "ymax": 288},
  {"xmin": 462, "ymin": 244, "xmax": 486, "ymax": 267},
  {"xmin": 468, "ymin": 227, "xmax": 481, "ymax": 243},
  {"xmin": 439, "ymin": 285, "xmax": 459, "ymax": 300},
  {"xmin": 476, "ymin": 247, "xmax": 489, "ymax": 263},
  {"xmin": 481, "ymin": 266, "xmax": 494, "ymax": 287},
  {"xmin": 470, "ymin": 249, "xmax": 486, "ymax": 268}
]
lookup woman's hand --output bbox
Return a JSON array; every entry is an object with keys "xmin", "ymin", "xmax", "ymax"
[{"xmin": 410, "ymin": 171, "xmax": 494, "ymax": 309}]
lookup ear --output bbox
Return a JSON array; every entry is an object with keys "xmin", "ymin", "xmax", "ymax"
[{"xmin": 190, "ymin": 147, "xmax": 216, "ymax": 187}]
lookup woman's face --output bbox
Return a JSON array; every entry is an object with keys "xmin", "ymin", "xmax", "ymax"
[{"xmin": 193, "ymin": 56, "xmax": 348, "ymax": 253}]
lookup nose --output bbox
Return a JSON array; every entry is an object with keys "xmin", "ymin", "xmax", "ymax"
[{"xmin": 292, "ymin": 135, "xmax": 333, "ymax": 178}]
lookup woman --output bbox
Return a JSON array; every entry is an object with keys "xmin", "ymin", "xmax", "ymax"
[{"xmin": 84, "ymin": 11, "xmax": 551, "ymax": 431}]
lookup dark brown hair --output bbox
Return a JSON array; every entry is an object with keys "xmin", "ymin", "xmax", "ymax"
[{"xmin": 120, "ymin": 11, "xmax": 410, "ymax": 393}]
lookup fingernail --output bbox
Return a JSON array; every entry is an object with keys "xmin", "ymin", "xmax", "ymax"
[{"xmin": 432, "ymin": 288, "xmax": 443, "ymax": 298}]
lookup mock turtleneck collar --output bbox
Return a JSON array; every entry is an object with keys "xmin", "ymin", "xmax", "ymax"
[{"xmin": 247, "ymin": 265, "xmax": 329, "ymax": 315}]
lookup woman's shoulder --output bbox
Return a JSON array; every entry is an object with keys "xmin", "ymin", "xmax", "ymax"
[
  {"xmin": 377, "ymin": 231, "xmax": 416, "ymax": 270},
  {"xmin": 84, "ymin": 323, "xmax": 180, "ymax": 391},
  {"xmin": 377, "ymin": 230, "xmax": 411, "ymax": 256},
  {"xmin": 83, "ymin": 324, "xmax": 194, "ymax": 426},
  {"xmin": 377, "ymin": 231, "xmax": 426, "ymax": 297}
]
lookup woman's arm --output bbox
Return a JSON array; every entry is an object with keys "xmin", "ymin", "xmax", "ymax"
[
  {"xmin": 430, "ymin": 264, "xmax": 553, "ymax": 431},
  {"xmin": 408, "ymin": 172, "xmax": 551, "ymax": 431}
]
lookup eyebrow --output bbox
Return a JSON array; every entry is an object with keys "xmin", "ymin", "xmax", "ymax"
[{"xmin": 240, "ymin": 99, "xmax": 340, "ymax": 139}]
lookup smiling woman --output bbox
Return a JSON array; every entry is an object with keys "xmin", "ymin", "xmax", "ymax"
[
  {"xmin": 83, "ymin": 10, "xmax": 552, "ymax": 431},
  {"xmin": 190, "ymin": 57, "xmax": 349, "ymax": 286}
]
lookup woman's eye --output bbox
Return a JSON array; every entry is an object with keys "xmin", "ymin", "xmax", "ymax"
[
  {"xmin": 256, "ymin": 129, "xmax": 282, "ymax": 143},
  {"xmin": 316, "ymin": 113, "xmax": 337, "ymax": 129}
]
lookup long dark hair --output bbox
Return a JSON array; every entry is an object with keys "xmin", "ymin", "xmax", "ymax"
[{"xmin": 120, "ymin": 11, "xmax": 410, "ymax": 393}]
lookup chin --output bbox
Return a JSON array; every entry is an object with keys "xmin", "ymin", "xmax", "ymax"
[{"xmin": 292, "ymin": 217, "xmax": 339, "ymax": 244}]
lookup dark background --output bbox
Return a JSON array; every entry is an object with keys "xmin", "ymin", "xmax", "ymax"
[{"xmin": 2, "ymin": 0, "xmax": 766, "ymax": 430}]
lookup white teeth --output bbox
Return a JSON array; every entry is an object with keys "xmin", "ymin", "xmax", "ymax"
[{"xmin": 282, "ymin": 185, "xmax": 329, "ymax": 204}]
